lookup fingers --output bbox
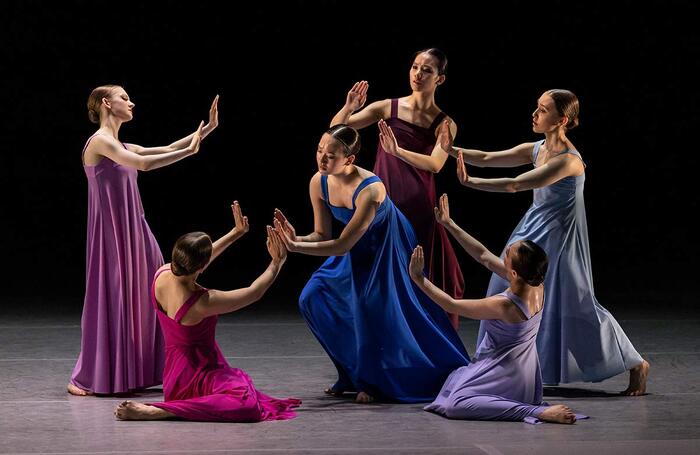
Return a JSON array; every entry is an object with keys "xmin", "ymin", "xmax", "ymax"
[{"xmin": 211, "ymin": 94, "xmax": 219, "ymax": 109}]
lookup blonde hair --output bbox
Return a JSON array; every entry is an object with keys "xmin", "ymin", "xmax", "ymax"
[{"xmin": 86, "ymin": 85, "xmax": 120, "ymax": 124}]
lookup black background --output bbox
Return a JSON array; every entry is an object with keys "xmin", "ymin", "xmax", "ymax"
[{"xmin": 2, "ymin": 1, "xmax": 697, "ymax": 313}]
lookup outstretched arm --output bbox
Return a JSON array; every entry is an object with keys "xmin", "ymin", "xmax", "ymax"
[
  {"xmin": 273, "ymin": 173, "xmax": 333, "ymax": 244},
  {"xmin": 125, "ymin": 96, "xmax": 219, "ymax": 155},
  {"xmin": 277, "ymin": 182, "xmax": 383, "ymax": 256},
  {"xmin": 438, "ymin": 122, "xmax": 533, "ymax": 168},
  {"xmin": 378, "ymin": 118, "xmax": 454, "ymax": 173},
  {"xmin": 330, "ymin": 81, "xmax": 388, "ymax": 129},
  {"xmin": 88, "ymin": 122, "xmax": 204, "ymax": 171},
  {"xmin": 456, "ymin": 151, "xmax": 582, "ymax": 192},
  {"xmin": 409, "ymin": 246, "xmax": 511, "ymax": 320},
  {"xmin": 203, "ymin": 201, "xmax": 250, "ymax": 271},
  {"xmin": 434, "ymin": 194, "xmax": 508, "ymax": 280},
  {"xmin": 196, "ymin": 226, "xmax": 286, "ymax": 317}
]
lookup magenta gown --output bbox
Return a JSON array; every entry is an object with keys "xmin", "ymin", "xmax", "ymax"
[
  {"xmin": 147, "ymin": 268, "xmax": 301, "ymax": 422},
  {"xmin": 375, "ymin": 99, "xmax": 464, "ymax": 319},
  {"xmin": 71, "ymin": 134, "xmax": 165, "ymax": 394}
]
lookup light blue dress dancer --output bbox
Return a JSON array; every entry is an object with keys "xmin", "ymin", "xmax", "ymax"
[{"xmin": 449, "ymin": 89, "xmax": 648, "ymax": 394}]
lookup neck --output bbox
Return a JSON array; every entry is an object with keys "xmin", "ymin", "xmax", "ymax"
[
  {"xmin": 509, "ymin": 278, "xmax": 531, "ymax": 297},
  {"xmin": 408, "ymin": 90, "xmax": 437, "ymax": 111},
  {"xmin": 543, "ymin": 128, "xmax": 569, "ymax": 152},
  {"xmin": 98, "ymin": 117, "xmax": 122, "ymax": 139},
  {"xmin": 174, "ymin": 272, "xmax": 198, "ymax": 289}
]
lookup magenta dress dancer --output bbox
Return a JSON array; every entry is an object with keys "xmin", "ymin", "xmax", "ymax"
[
  {"xmin": 147, "ymin": 269, "xmax": 301, "ymax": 421},
  {"xmin": 376, "ymin": 99, "xmax": 464, "ymax": 308},
  {"xmin": 71, "ymin": 134, "xmax": 165, "ymax": 394},
  {"xmin": 425, "ymin": 291, "xmax": 588, "ymax": 424}
]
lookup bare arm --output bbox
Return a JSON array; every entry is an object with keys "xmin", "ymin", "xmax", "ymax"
[
  {"xmin": 434, "ymin": 194, "xmax": 507, "ymax": 280},
  {"xmin": 378, "ymin": 118, "xmax": 454, "ymax": 173},
  {"xmin": 409, "ymin": 246, "xmax": 511, "ymax": 320},
  {"xmin": 277, "ymin": 182, "xmax": 383, "ymax": 256},
  {"xmin": 330, "ymin": 81, "xmax": 389, "ymax": 129},
  {"xmin": 273, "ymin": 173, "xmax": 333, "ymax": 244},
  {"xmin": 194, "ymin": 226, "xmax": 286, "ymax": 317},
  {"xmin": 88, "ymin": 122, "xmax": 203, "ymax": 171},
  {"xmin": 125, "ymin": 96, "xmax": 219, "ymax": 156},
  {"xmin": 439, "ymin": 127, "xmax": 534, "ymax": 167},
  {"xmin": 203, "ymin": 201, "xmax": 250, "ymax": 271},
  {"xmin": 456, "ymin": 151, "xmax": 583, "ymax": 193}
]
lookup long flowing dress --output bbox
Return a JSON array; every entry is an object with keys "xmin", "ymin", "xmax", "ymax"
[
  {"xmin": 298, "ymin": 175, "xmax": 470, "ymax": 403},
  {"xmin": 481, "ymin": 141, "xmax": 643, "ymax": 384},
  {"xmin": 374, "ymin": 99, "xmax": 464, "ymax": 323},
  {"xmin": 147, "ymin": 268, "xmax": 301, "ymax": 421},
  {"xmin": 70, "ymin": 134, "xmax": 164, "ymax": 394}
]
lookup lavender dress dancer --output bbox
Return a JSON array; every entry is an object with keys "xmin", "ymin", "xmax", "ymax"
[
  {"xmin": 70, "ymin": 134, "xmax": 165, "ymax": 394},
  {"xmin": 481, "ymin": 141, "xmax": 643, "ymax": 384},
  {"xmin": 426, "ymin": 291, "xmax": 586, "ymax": 423}
]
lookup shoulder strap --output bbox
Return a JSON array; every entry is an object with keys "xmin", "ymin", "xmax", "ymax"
[
  {"xmin": 351, "ymin": 176, "xmax": 382, "ymax": 208},
  {"xmin": 390, "ymin": 99, "xmax": 398, "ymax": 119},
  {"xmin": 429, "ymin": 111, "xmax": 446, "ymax": 131},
  {"xmin": 320, "ymin": 174, "xmax": 329, "ymax": 203},
  {"xmin": 532, "ymin": 140, "xmax": 545, "ymax": 164},
  {"xmin": 150, "ymin": 267, "xmax": 170, "ymax": 311},
  {"xmin": 174, "ymin": 289, "xmax": 208, "ymax": 323},
  {"xmin": 503, "ymin": 290, "xmax": 531, "ymax": 319}
]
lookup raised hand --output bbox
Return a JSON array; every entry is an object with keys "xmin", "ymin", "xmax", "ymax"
[
  {"xmin": 266, "ymin": 225, "xmax": 287, "ymax": 264},
  {"xmin": 203, "ymin": 95, "xmax": 219, "ymax": 137},
  {"xmin": 409, "ymin": 246, "xmax": 425, "ymax": 281},
  {"xmin": 434, "ymin": 193, "xmax": 452, "ymax": 226},
  {"xmin": 189, "ymin": 121, "xmax": 205, "ymax": 154},
  {"xmin": 273, "ymin": 209, "xmax": 297, "ymax": 242},
  {"xmin": 378, "ymin": 119, "xmax": 399, "ymax": 156},
  {"xmin": 273, "ymin": 218, "xmax": 298, "ymax": 253},
  {"xmin": 437, "ymin": 118, "xmax": 454, "ymax": 154},
  {"xmin": 345, "ymin": 81, "xmax": 368, "ymax": 112},
  {"xmin": 457, "ymin": 151, "xmax": 470, "ymax": 185},
  {"xmin": 231, "ymin": 200, "xmax": 249, "ymax": 236}
]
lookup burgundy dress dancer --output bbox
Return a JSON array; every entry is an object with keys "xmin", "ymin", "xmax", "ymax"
[
  {"xmin": 147, "ymin": 268, "xmax": 301, "ymax": 422},
  {"xmin": 375, "ymin": 99, "xmax": 464, "ymax": 324},
  {"xmin": 71, "ymin": 134, "xmax": 165, "ymax": 394}
]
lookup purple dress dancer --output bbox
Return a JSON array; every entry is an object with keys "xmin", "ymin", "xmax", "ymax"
[
  {"xmin": 70, "ymin": 134, "xmax": 165, "ymax": 394},
  {"xmin": 375, "ymin": 99, "xmax": 464, "ymax": 316},
  {"xmin": 425, "ymin": 290, "xmax": 588, "ymax": 424},
  {"xmin": 147, "ymin": 268, "xmax": 301, "ymax": 421}
]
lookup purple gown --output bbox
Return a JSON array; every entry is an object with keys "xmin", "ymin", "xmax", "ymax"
[
  {"xmin": 148, "ymin": 268, "xmax": 301, "ymax": 421},
  {"xmin": 375, "ymin": 99, "xmax": 464, "ymax": 314},
  {"xmin": 70, "ymin": 134, "xmax": 165, "ymax": 394},
  {"xmin": 425, "ymin": 290, "xmax": 587, "ymax": 423}
]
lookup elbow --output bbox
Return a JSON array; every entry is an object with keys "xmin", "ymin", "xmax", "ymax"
[
  {"xmin": 505, "ymin": 181, "xmax": 520, "ymax": 193},
  {"xmin": 137, "ymin": 157, "xmax": 152, "ymax": 172}
]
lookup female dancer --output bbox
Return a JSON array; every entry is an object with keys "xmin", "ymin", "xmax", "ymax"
[
  {"xmin": 274, "ymin": 124, "xmax": 469, "ymax": 403},
  {"xmin": 69, "ymin": 85, "xmax": 219, "ymax": 395},
  {"xmin": 330, "ymin": 48, "xmax": 462, "ymax": 328},
  {"xmin": 412, "ymin": 194, "xmax": 583, "ymax": 424},
  {"xmin": 443, "ymin": 89, "xmax": 648, "ymax": 394},
  {"xmin": 115, "ymin": 202, "xmax": 301, "ymax": 421}
]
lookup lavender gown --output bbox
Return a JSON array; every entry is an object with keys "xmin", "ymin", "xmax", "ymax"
[
  {"xmin": 481, "ymin": 141, "xmax": 643, "ymax": 384},
  {"xmin": 70, "ymin": 134, "xmax": 165, "ymax": 394}
]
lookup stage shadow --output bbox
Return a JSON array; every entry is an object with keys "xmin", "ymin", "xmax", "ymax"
[{"xmin": 543, "ymin": 386, "xmax": 624, "ymax": 398}]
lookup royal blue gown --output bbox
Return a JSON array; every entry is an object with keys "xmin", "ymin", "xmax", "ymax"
[{"xmin": 299, "ymin": 175, "xmax": 470, "ymax": 403}]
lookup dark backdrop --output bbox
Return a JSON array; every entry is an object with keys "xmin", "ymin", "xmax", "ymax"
[{"xmin": 2, "ymin": 1, "xmax": 697, "ymax": 313}]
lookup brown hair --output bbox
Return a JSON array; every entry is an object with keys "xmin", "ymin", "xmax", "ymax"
[
  {"xmin": 171, "ymin": 232, "xmax": 212, "ymax": 276},
  {"xmin": 412, "ymin": 48, "xmax": 448, "ymax": 75},
  {"xmin": 511, "ymin": 240, "xmax": 548, "ymax": 286},
  {"xmin": 327, "ymin": 124, "xmax": 361, "ymax": 156},
  {"xmin": 87, "ymin": 85, "xmax": 120, "ymax": 124},
  {"xmin": 546, "ymin": 89, "xmax": 579, "ymax": 130}
]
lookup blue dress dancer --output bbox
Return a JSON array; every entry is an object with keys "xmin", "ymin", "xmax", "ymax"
[
  {"xmin": 274, "ymin": 125, "xmax": 469, "ymax": 403},
  {"xmin": 447, "ymin": 90, "xmax": 649, "ymax": 395}
]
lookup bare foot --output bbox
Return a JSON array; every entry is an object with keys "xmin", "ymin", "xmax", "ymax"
[
  {"xmin": 538, "ymin": 405, "xmax": 576, "ymax": 424},
  {"xmin": 67, "ymin": 383, "xmax": 92, "ymax": 396},
  {"xmin": 114, "ymin": 400, "xmax": 174, "ymax": 420},
  {"xmin": 355, "ymin": 391, "xmax": 375, "ymax": 403},
  {"xmin": 622, "ymin": 359, "xmax": 650, "ymax": 396}
]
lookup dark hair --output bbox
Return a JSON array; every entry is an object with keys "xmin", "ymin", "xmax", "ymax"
[
  {"xmin": 412, "ymin": 48, "xmax": 448, "ymax": 75},
  {"xmin": 511, "ymin": 240, "xmax": 548, "ymax": 286},
  {"xmin": 171, "ymin": 232, "xmax": 212, "ymax": 276},
  {"xmin": 546, "ymin": 89, "xmax": 579, "ymax": 130},
  {"xmin": 87, "ymin": 84, "xmax": 120, "ymax": 124},
  {"xmin": 326, "ymin": 124, "xmax": 361, "ymax": 156}
]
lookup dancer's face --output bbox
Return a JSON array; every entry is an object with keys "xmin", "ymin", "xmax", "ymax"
[
  {"xmin": 316, "ymin": 134, "xmax": 354, "ymax": 174},
  {"xmin": 104, "ymin": 87, "xmax": 135, "ymax": 122},
  {"xmin": 409, "ymin": 53, "xmax": 444, "ymax": 93},
  {"xmin": 531, "ymin": 93, "xmax": 564, "ymax": 133}
]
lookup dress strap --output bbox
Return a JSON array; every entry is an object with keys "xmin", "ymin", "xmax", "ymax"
[
  {"xmin": 429, "ymin": 111, "xmax": 446, "ymax": 131},
  {"xmin": 502, "ymin": 290, "xmax": 532, "ymax": 319},
  {"xmin": 390, "ymin": 98, "xmax": 398, "ymax": 119},
  {"xmin": 351, "ymin": 176, "xmax": 382, "ymax": 208},
  {"xmin": 81, "ymin": 134, "xmax": 100, "ymax": 164},
  {"xmin": 150, "ymin": 267, "xmax": 170, "ymax": 311},
  {"xmin": 320, "ymin": 175, "xmax": 330, "ymax": 204},
  {"xmin": 532, "ymin": 140, "xmax": 545, "ymax": 164},
  {"xmin": 174, "ymin": 289, "xmax": 208, "ymax": 323}
]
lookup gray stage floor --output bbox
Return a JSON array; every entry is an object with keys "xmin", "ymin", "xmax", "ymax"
[{"xmin": 1, "ymin": 304, "xmax": 699, "ymax": 455}]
